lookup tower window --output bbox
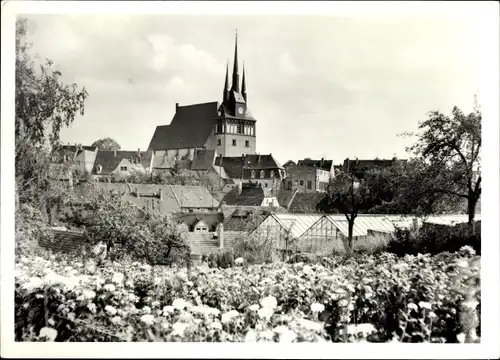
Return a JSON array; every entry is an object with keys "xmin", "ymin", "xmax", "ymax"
[
  {"xmin": 232, "ymin": 139, "xmax": 236, "ymax": 146},
  {"xmin": 218, "ymin": 139, "xmax": 221, "ymax": 146},
  {"xmin": 245, "ymin": 140, "xmax": 249, "ymax": 147}
]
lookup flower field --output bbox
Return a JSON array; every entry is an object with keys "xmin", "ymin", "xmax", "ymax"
[{"xmin": 15, "ymin": 247, "xmax": 480, "ymax": 343}]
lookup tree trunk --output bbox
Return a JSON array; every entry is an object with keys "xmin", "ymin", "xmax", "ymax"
[
  {"xmin": 467, "ymin": 193, "xmax": 477, "ymax": 235},
  {"xmin": 347, "ymin": 218, "xmax": 355, "ymax": 253}
]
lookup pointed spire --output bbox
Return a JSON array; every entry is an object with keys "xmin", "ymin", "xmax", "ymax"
[
  {"xmin": 232, "ymin": 30, "xmax": 240, "ymax": 93},
  {"xmin": 223, "ymin": 59, "xmax": 229, "ymax": 102},
  {"xmin": 241, "ymin": 62, "xmax": 247, "ymax": 103}
]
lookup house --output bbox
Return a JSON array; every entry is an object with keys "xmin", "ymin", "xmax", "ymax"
[
  {"xmin": 277, "ymin": 190, "xmax": 328, "ymax": 213},
  {"xmin": 214, "ymin": 153, "xmax": 285, "ymax": 190},
  {"xmin": 284, "ymin": 161, "xmax": 331, "ymax": 193},
  {"xmin": 52, "ymin": 144, "xmax": 98, "ymax": 175},
  {"xmin": 148, "ymin": 34, "xmax": 257, "ymax": 158},
  {"xmin": 220, "ymin": 181, "xmax": 280, "ymax": 208},
  {"xmin": 338, "ymin": 157, "xmax": 407, "ymax": 180},
  {"xmin": 173, "ymin": 212, "xmax": 224, "ymax": 233},
  {"xmin": 69, "ymin": 183, "xmax": 220, "ymax": 215},
  {"xmin": 92, "ymin": 149, "xmax": 154, "ymax": 180}
]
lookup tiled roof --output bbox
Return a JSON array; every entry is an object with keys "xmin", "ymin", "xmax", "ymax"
[
  {"xmin": 173, "ymin": 212, "xmax": 223, "ymax": 231},
  {"xmin": 340, "ymin": 158, "xmax": 407, "ymax": 179},
  {"xmin": 277, "ymin": 189, "xmax": 297, "ymax": 209},
  {"xmin": 287, "ymin": 192, "xmax": 327, "ymax": 213},
  {"xmin": 297, "ymin": 159, "xmax": 333, "ymax": 171},
  {"xmin": 148, "ymin": 102, "xmax": 219, "ymax": 151},
  {"xmin": 168, "ymin": 185, "xmax": 219, "ymax": 209},
  {"xmin": 223, "ymin": 207, "xmax": 271, "ymax": 232},
  {"xmin": 191, "ymin": 148, "xmax": 216, "ymax": 171},
  {"xmin": 214, "ymin": 154, "xmax": 284, "ymax": 179},
  {"xmin": 222, "ymin": 184, "xmax": 264, "ymax": 206},
  {"xmin": 187, "ymin": 233, "xmax": 220, "ymax": 256},
  {"xmin": 93, "ymin": 150, "xmax": 153, "ymax": 175}
]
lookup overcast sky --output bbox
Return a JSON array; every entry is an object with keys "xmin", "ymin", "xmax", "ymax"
[{"xmin": 23, "ymin": 12, "xmax": 483, "ymax": 165}]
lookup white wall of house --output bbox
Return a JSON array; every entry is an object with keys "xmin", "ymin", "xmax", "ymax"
[
  {"xmin": 261, "ymin": 196, "xmax": 279, "ymax": 207},
  {"xmin": 75, "ymin": 150, "xmax": 98, "ymax": 174},
  {"xmin": 193, "ymin": 220, "xmax": 210, "ymax": 233},
  {"xmin": 153, "ymin": 148, "xmax": 195, "ymax": 169},
  {"xmin": 111, "ymin": 158, "xmax": 147, "ymax": 179}
]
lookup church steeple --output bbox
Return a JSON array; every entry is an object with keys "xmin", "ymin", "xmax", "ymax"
[
  {"xmin": 231, "ymin": 30, "xmax": 240, "ymax": 93},
  {"xmin": 223, "ymin": 59, "xmax": 230, "ymax": 103},
  {"xmin": 241, "ymin": 63, "xmax": 247, "ymax": 103}
]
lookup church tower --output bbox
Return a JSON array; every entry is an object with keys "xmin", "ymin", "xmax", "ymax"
[{"xmin": 214, "ymin": 32, "xmax": 257, "ymax": 157}]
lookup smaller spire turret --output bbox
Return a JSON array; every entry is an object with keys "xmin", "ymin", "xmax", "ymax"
[
  {"xmin": 242, "ymin": 63, "xmax": 247, "ymax": 103},
  {"xmin": 231, "ymin": 30, "xmax": 240, "ymax": 93},
  {"xmin": 223, "ymin": 59, "xmax": 230, "ymax": 103}
]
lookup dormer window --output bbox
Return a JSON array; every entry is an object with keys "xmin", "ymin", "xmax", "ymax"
[
  {"xmin": 251, "ymin": 170, "xmax": 256, "ymax": 179},
  {"xmin": 96, "ymin": 164, "xmax": 103, "ymax": 174},
  {"xmin": 270, "ymin": 170, "xmax": 275, "ymax": 178},
  {"xmin": 260, "ymin": 170, "xmax": 265, "ymax": 178}
]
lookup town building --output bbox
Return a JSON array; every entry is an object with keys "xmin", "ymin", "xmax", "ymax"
[
  {"xmin": 220, "ymin": 181, "xmax": 280, "ymax": 208},
  {"xmin": 51, "ymin": 144, "xmax": 98, "ymax": 176},
  {"xmin": 214, "ymin": 153, "xmax": 285, "ymax": 190},
  {"xmin": 148, "ymin": 33, "xmax": 256, "ymax": 158},
  {"xmin": 283, "ymin": 160, "xmax": 333, "ymax": 193},
  {"xmin": 92, "ymin": 149, "xmax": 154, "ymax": 180},
  {"xmin": 338, "ymin": 157, "xmax": 407, "ymax": 180}
]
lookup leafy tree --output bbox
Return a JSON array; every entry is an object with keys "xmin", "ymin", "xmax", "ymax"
[
  {"xmin": 405, "ymin": 99, "xmax": 481, "ymax": 233},
  {"xmin": 283, "ymin": 160, "xmax": 296, "ymax": 168},
  {"xmin": 15, "ymin": 18, "xmax": 88, "ymax": 212},
  {"xmin": 91, "ymin": 137, "xmax": 121, "ymax": 151},
  {"xmin": 326, "ymin": 160, "xmax": 373, "ymax": 253}
]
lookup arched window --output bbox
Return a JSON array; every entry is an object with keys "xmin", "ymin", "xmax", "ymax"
[
  {"xmin": 260, "ymin": 170, "xmax": 265, "ymax": 178},
  {"xmin": 251, "ymin": 170, "xmax": 256, "ymax": 179}
]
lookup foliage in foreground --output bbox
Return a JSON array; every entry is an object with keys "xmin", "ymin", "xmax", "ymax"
[{"xmin": 15, "ymin": 247, "xmax": 480, "ymax": 343}]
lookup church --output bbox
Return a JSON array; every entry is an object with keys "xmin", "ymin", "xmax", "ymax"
[{"xmin": 148, "ymin": 33, "xmax": 257, "ymax": 162}]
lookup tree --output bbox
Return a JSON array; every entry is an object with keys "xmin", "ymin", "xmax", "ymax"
[
  {"xmin": 91, "ymin": 137, "xmax": 121, "ymax": 151},
  {"xmin": 15, "ymin": 18, "xmax": 88, "ymax": 211},
  {"xmin": 326, "ymin": 160, "xmax": 373, "ymax": 253},
  {"xmin": 283, "ymin": 160, "xmax": 296, "ymax": 168},
  {"xmin": 405, "ymin": 99, "xmax": 481, "ymax": 233}
]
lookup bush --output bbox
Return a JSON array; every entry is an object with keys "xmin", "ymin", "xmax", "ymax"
[
  {"xmin": 202, "ymin": 250, "xmax": 235, "ymax": 269},
  {"xmin": 387, "ymin": 222, "xmax": 481, "ymax": 256},
  {"xmin": 15, "ymin": 249, "xmax": 480, "ymax": 343},
  {"xmin": 15, "ymin": 204, "xmax": 53, "ymax": 257}
]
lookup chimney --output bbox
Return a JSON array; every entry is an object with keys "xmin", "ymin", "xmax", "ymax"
[
  {"xmin": 237, "ymin": 181, "xmax": 243, "ymax": 195},
  {"xmin": 159, "ymin": 188, "xmax": 163, "ymax": 201},
  {"xmin": 175, "ymin": 103, "xmax": 179, "ymax": 111},
  {"xmin": 321, "ymin": 158, "xmax": 324, "ymax": 167},
  {"xmin": 217, "ymin": 223, "xmax": 224, "ymax": 249},
  {"xmin": 114, "ymin": 149, "xmax": 117, "ymax": 157},
  {"xmin": 258, "ymin": 154, "xmax": 261, "ymax": 163}
]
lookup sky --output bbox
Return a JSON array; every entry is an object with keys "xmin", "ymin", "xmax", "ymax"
[{"xmin": 22, "ymin": 12, "xmax": 483, "ymax": 166}]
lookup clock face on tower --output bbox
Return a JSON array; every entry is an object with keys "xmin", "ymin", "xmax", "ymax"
[{"xmin": 237, "ymin": 106, "xmax": 243, "ymax": 115}]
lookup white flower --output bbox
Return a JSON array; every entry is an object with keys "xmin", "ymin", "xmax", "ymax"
[
  {"xmin": 39, "ymin": 327, "xmax": 58, "ymax": 341},
  {"xmin": 310, "ymin": 303, "xmax": 325, "ymax": 313},
  {"xmin": 259, "ymin": 330, "xmax": 275, "ymax": 341},
  {"xmin": 429, "ymin": 311, "xmax": 437, "ymax": 319},
  {"xmin": 172, "ymin": 298, "xmax": 191, "ymax": 310},
  {"xmin": 338, "ymin": 299, "xmax": 349, "ymax": 307},
  {"xmin": 22, "ymin": 277, "xmax": 44, "ymax": 291},
  {"xmin": 235, "ymin": 257, "xmax": 245, "ymax": 265},
  {"xmin": 407, "ymin": 302, "xmax": 418, "ymax": 311},
  {"xmin": 162, "ymin": 305, "xmax": 175, "ymax": 315},
  {"xmin": 151, "ymin": 301, "xmax": 161, "ymax": 309},
  {"xmin": 260, "ymin": 295, "xmax": 278, "ymax": 309},
  {"xmin": 303, "ymin": 265, "xmax": 312, "ymax": 273},
  {"xmin": 140, "ymin": 314, "xmax": 155, "ymax": 326},
  {"xmin": 153, "ymin": 277, "xmax": 162, "ymax": 286},
  {"xmin": 457, "ymin": 259, "xmax": 469, "ymax": 268},
  {"xmin": 82, "ymin": 288, "xmax": 96, "ymax": 300},
  {"xmin": 244, "ymin": 329, "xmax": 258, "ymax": 342},
  {"xmin": 105, "ymin": 305, "xmax": 117, "ymax": 315},
  {"xmin": 298, "ymin": 318, "xmax": 322, "ymax": 332},
  {"xmin": 457, "ymin": 333, "xmax": 466, "ymax": 343},
  {"xmin": 171, "ymin": 322, "xmax": 189, "ymax": 336},
  {"xmin": 248, "ymin": 304, "xmax": 260, "ymax": 312},
  {"xmin": 142, "ymin": 306, "xmax": 152, "ymax": 314},
  {"xmin": 87, "ymin": 303, "xmax": 97, "ymax": 314},
  {"xmin": 103, "ymin": 283, "xmax": 116, "ymax": 292},
  {"xmin": 357, "ymin": 323, "xmax": 376, "ymax": 335},
  {"xmin": 111, "ymin": 272, "xmax": 124, "ymax": 284},
  {"xmin": 274, "ymin": 326, "xmax": 297, "ymax": 343},
  {"xmin": 211, "ymin": 322, "xmax": 222, "ymax": 330},
  {"xmin": 221, "ymin": 310, "xmax": 240, "ymax": 323},
  {"xmin": 110, "ymin": 316, "xmax": 122, "ymax": 325},
  {"xmin": 258, "ymin": 307, "xmax": 274, "ymax": 320},
  {"xmin": 418, "ymin": 301, "xmax": 432, "ymax": 310},
  {"xmin": 463, "ymin": 300, "xmax": 479, "ymax": 309}
]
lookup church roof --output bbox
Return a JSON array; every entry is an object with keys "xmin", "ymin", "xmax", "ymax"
[
  {"xmin": 191, "ymin": 148, "xmax": 217, "ymax": 171},
  {"xmin": 148, "ymin": 102, "xmax": 219, "ymax": 151}
]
